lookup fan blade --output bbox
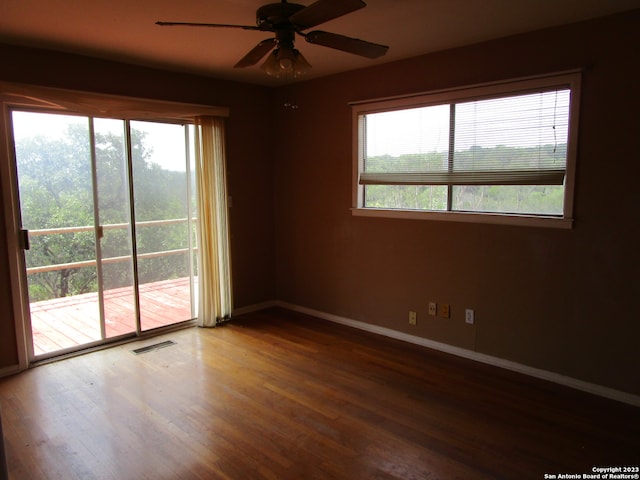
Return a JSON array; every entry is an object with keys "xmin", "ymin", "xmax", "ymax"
[
  {"xmin": 156, "ymin": 21, "xmax": 259, "ymax": 30},
  {"xmin": 290, "ymin": 0, "xmax": 366, "ymax": 29},
  {"xmin": 305, "ymin": 31, "xmax": 388, "ymax": 58},
  {"xmin": 234, "ymin": 38, "xmax": 277, "ymax": 68}
]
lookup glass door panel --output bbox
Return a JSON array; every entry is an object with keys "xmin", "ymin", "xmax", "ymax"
[
  {"xmin": 93, "ymin": 118, "xmax": 137, "ymax": 338},
  {"xmin": 130, "ymin": 121, "xmax": 194, "ymax": 330},
  {"xmin": 12, "ymin": 111, "xmax": 103, "ymax": 355}
]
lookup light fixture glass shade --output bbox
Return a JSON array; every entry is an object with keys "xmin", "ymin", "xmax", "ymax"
[
  {"xmin": 260, "ymin": 50, "xmax": 279, "ymax": 76},
  {"xmin": 261, "ymin": 47, "xmax": 311, "ymax": 78},
  {"xmin": 291, "ymin": 50, "xmax": 311, "ymax": 77}
]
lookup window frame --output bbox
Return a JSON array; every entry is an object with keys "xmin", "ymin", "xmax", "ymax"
[{"xmin": 351, "ymin": 71, "xmax": 581, "ymax": 228}]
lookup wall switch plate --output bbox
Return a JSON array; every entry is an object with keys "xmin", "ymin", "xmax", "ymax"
[
  {"xmin": 428, "ymin": 302, "xmax": 437, "ymax": 316},
  {"xmin": 439, "ymin": 303, "xmax": 450, "ymax": 318},
  {"xmin": 409, "ymin": 311, "xmax": 417, "ymax": 325},
  {"xmin": 465, "ymin": 309, "xmax": 475, "ymax": 324}
]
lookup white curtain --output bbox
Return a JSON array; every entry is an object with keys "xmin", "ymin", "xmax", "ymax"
[{"xmin": 194, "ymin": 116, "xmax": 233, "ymax": 327}]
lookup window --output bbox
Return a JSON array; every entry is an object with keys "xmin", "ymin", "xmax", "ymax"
[{"xmin": 351, "ymin": 72, "xmax": 581, "ymax": 227}]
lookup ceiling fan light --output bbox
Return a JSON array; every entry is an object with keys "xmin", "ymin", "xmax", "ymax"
[
  {"xmin": 292, "ymin": 50, "xmax": 311, "ymax": 77},
  {"xmin": 277, "ymin": 45, "xmax": 295, "ymax": 70},
  {"xmin": 279, "ymin": 58, "xmax": 294, "ymax": 70},
  {"xmin": 261, "ymin": 47, "xmax": 312, "ymax": 78},
  {"xmin": 261, "ymin": 50, "xmax": 282, "ymax": 77}
]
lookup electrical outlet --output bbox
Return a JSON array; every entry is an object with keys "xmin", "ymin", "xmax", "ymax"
[
  {"xmin": 409, "ymin": 311, "xmax": 417, "ymax": 325},
  {"xmin": 439, "ymin": 303, "xmax": 450, "ymax": 318},
  {"xmin": 465, "ymin": 309, "xmax": 475, "ymax": 324},
  {"xmin": 428, "ymin": 302, "xmax": 437, "ymax": 316}
]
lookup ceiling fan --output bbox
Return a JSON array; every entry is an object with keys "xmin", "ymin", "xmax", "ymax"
[{"xmin": 157, "ymin": 0, "xmax": 389, "ymax": 78}]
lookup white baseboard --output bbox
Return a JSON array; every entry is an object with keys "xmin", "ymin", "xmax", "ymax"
[{"xmin": 236, "ymin": 300, "xmax": 640, "ymax": 407}]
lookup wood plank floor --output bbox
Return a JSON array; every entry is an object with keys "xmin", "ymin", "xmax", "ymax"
[
  {"xmin": 30, "ymin": 278, "xmax": 193, "ymax": 356},
  {"xmin": 0, "ymin": 308, "xmax": 638, "ymax": 479}
]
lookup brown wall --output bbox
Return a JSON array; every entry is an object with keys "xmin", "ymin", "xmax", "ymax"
[
  {"xmin": 272, "ymin": 10, "xmax": 640, "ymax": 395},
  {"xmin": 0, "ymin": 44, "xmax": 276, "ymax": 368}
]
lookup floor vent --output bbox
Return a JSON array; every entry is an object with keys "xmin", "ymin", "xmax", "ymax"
[{"xmin": 132, "ymin": 340, "xmax": 176, "ymax": 355}]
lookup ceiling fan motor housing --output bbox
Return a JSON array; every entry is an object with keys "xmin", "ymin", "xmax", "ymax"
[{"xmin": 256, "ymin": 2, "xmax": 306, "ymax": 30}]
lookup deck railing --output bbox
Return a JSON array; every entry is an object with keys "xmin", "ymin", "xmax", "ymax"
[{"xmin": 25, "ymin": 217, "xmax": 196, "ymax": 275}]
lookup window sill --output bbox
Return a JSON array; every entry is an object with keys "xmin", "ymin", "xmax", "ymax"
[{"xmin": 351, "ymin": 208, "xmax": 574, "ymax": 229}]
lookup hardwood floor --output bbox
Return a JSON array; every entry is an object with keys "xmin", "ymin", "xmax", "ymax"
[{"xmin": 0, "ymin": 308, "xmax": 638, "ymax": 479}]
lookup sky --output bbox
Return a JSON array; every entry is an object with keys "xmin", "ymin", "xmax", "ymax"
[{"xmin": 11, "ymin": 111, "xmax": 189, "ymax": 172}]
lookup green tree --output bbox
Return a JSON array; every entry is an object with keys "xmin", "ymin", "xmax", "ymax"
[
  {"xmin": 364, "ymin": 145, "xmax": 566, "ymax": 215},
  {"xmin": 16, "ymin": 121, "xmax": 192, "ymax": 301}
]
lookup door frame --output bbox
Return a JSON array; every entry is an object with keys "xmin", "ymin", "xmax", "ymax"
[
  {"xmin": 0, "ymin": 81, "xmax": 228, "ymax": 371},
  {"xmin": 0, "ymin": 98, "xmax": 31, "ymax": 372}
]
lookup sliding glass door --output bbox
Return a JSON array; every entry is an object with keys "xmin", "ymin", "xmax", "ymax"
[
  {"xmin": 130, "ymin": 121, "xmax": 196, "ymax": 331},
  {"xmin": 11, "ymin": 110, "xmax": 196, "ymax": 358}
]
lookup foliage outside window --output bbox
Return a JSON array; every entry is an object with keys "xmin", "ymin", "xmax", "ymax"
[
  {"xmin": 12, "ymin": 112, "xmax": 196, "ymax": 302},
  {"xmin": 351, "ymin": 72, "xmax": 581, "ymax": 227}
]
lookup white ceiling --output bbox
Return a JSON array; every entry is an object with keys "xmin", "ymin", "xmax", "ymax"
[{"xmin": 1, "ymin": 0, "xmax": 639, "ymax": 86}]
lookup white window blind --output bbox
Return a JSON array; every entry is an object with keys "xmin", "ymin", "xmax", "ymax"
[{"xmin": 359, "ymin": 88, "xmax": 570, "ymax": 187}]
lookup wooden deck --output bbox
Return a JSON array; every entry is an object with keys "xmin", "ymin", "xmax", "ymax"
[{"xmin": 30, "ymin": 277, "xmax": 194, "ymax": 356}]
